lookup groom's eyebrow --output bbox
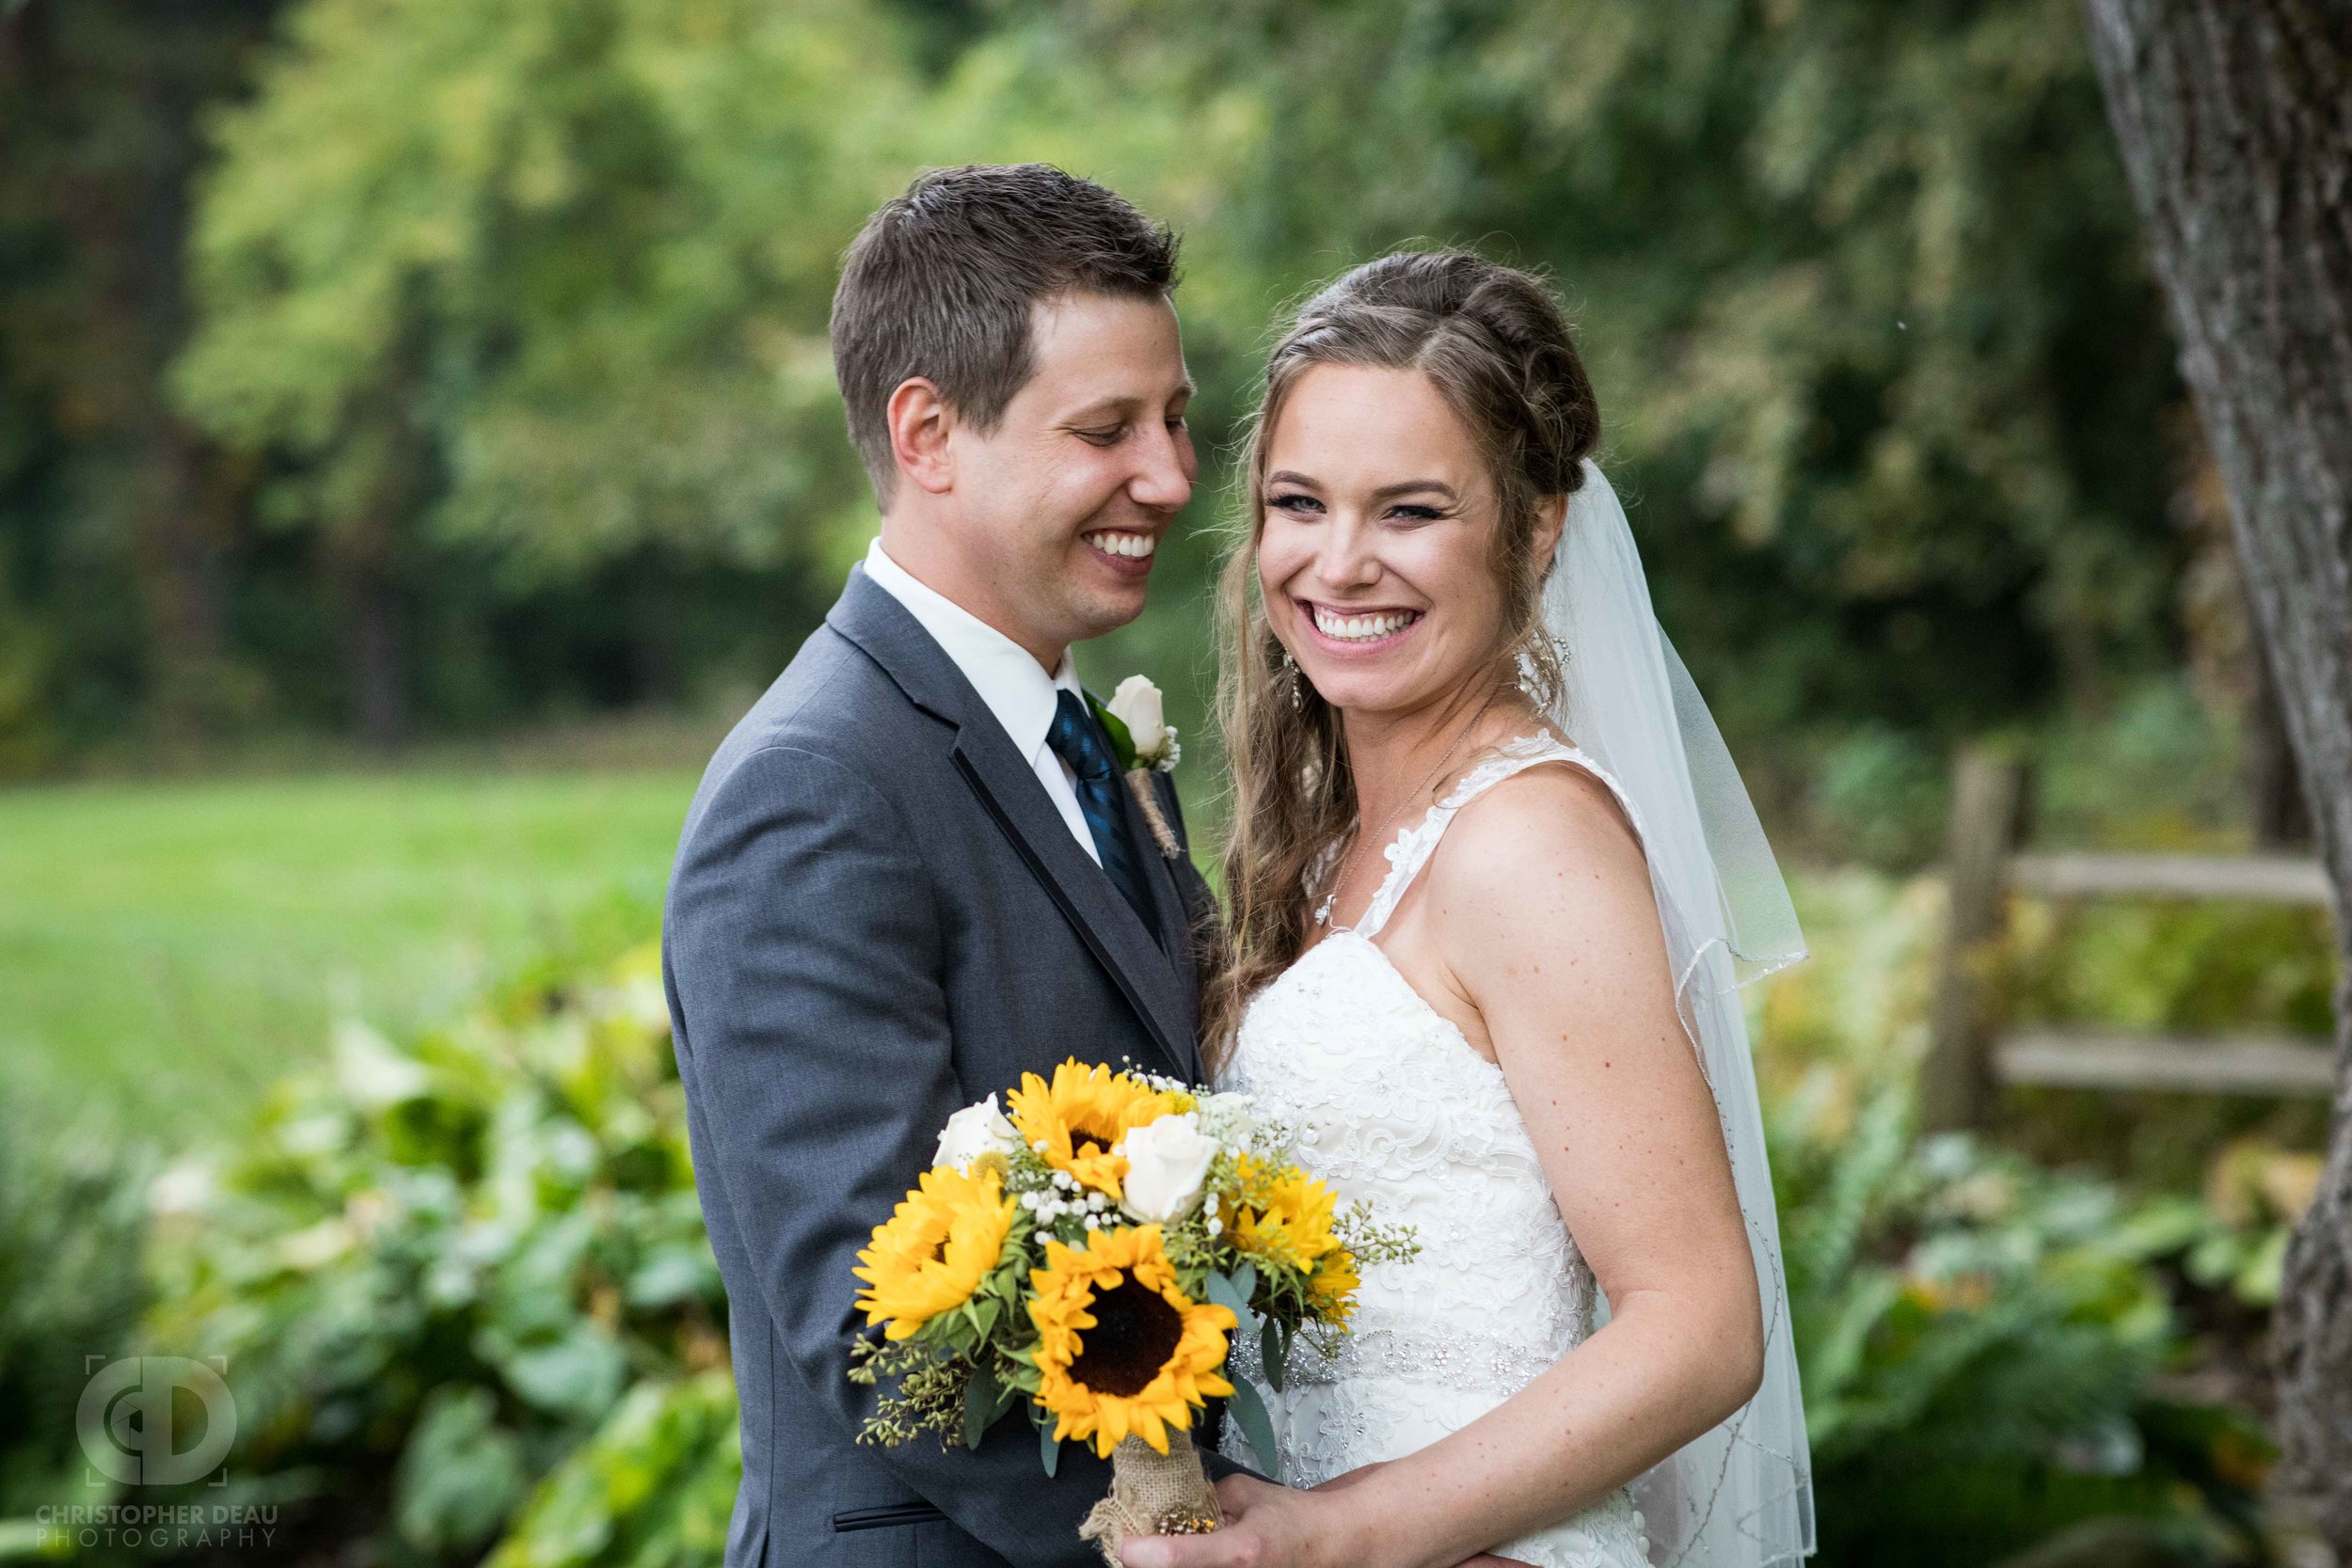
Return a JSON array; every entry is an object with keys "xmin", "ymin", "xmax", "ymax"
[{"xmin": 1064, "ymin": 381, "xmax": 1196, "ymax": 422}]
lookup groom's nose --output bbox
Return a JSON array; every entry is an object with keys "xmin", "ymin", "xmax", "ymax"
[{"xmin": 1122, "ymin": 419, "xmax": 1195, "ymax": 511}]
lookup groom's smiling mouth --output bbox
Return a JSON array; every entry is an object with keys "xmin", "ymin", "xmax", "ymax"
[
  {"xmin": 1080, "ymin": 529, "xmax": 1159, "ymax": 575},
  {"xmin": 1301, "ymin": 600, "xmax": 1424, "ymax": 648}
]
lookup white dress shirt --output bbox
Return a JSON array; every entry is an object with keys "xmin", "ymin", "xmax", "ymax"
[{"xmin": 861, "ymin": 537, "xmax": 1101, "ymax": 864}]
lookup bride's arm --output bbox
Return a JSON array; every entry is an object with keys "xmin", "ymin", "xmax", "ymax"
[
  {"xmin": 1120, "ymin": 763, "xmax": 1762, "ymax": 1568},
  {"xmin": 1327, "ymin": 762, "xmax": 1766, "ymax": 1568}
]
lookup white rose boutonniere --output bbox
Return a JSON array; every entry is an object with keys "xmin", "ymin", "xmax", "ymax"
[
  {"xmin": 1102, "ymin": 674, "xmax": 1180, "ymax": 772},
  {"xmin": 1091, "ymin": 674, "xmax": 1185, "ymax": 860}
]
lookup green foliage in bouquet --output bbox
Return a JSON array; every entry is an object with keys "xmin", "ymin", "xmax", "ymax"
[
  {"xmin": 846, "ymin": 1060, "xmax": 1415, "ymax": 1479},
  {"xmin": 139, "ymin": 940, "xmax": 734, "ymax": 1560}
]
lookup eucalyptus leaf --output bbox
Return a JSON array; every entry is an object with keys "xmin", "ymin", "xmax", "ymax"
[
  {"xmin": 1261, "ymin": 1316, "xmax": 1286, "ymax": 1395},
  {"xmin": 1040, "ymin": 1418, "xmax": 1061, "ymax": 1478},
  {"xmin": 1222, "ymin": 1372, "xmax": 1281, "ymax": 1481},
  {"xmin": 964, "ymin": 1363, "xmax": 1003, "ymax": 1449},
  {"xmin": 1204, "ymin": 1267, "xmax": 1256, "ymax": 1324}
]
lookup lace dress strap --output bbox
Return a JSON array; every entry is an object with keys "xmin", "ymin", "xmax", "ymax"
[{"xmin": 1353, "ymin": 733, "xmax": 1613, "ymax": 941}]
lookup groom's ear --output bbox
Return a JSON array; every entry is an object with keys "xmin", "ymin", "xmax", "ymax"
[{"xmin": 884, "ymin": 376, "xmax": 959, "ymax": 499}]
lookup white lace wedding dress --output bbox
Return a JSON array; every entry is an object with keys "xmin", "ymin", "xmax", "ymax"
[{"xmin": 1215, "ymin": 734, "xmax": 1655, "ymax": 1568}]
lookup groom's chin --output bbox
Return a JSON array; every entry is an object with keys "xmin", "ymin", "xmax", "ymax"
[
  {"xmin": 1060, "ymin": 558, "xmax": 1156, "ymax": 635},
  {"xmin": 1071, "ymin": 589, "xmax": 1151, "ymax": 641}
]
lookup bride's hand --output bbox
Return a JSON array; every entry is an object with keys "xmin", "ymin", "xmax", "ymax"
[
  {"xmin": 1113, "ymin": 1471, "xmax": 1535, "ymax": 1568},
  {"xmin": 1115, "ymin": 1471, "xmax": 1332, "ymax": 1568}
]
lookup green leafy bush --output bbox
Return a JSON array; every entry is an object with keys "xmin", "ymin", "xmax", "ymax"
[
  {"xmin": 0, "ymin": 1115, "xmax": 151, "ymax": 1523},
  {"xmin": 1774, "ymin": 1087, "xmax": 2268, "ymax": 1567},
  {"xmin": 48, "ymin": 870, "xmax": 2287, "ymax": 1568},
  {"xmin": 140, "ymin": 943, "xmax": 731, "ymax": 1559},
  {"xmin": 1756, "ymin": 869, "xmax": 2280, "ymax": 1564}
]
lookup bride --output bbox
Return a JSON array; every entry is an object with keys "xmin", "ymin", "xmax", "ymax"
[{"xmin": 1119, "ymin": 251, "xmax": 1814, "ymax": 1568}]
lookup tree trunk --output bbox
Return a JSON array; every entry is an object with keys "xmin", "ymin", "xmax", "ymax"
[
  {"xmin": 334, "ymin": 513, "xmax": 407, "ymax": 754},
  {"xmin": 2249, "ymin": 629, "xmax": 2316, "ymax": 847},
  {"xmin": 2080, "ymin": 0, "xmax": 2352, "ymax": 1545}
]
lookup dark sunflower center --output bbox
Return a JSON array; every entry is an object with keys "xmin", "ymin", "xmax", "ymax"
[
  {"xmin": 1070, "ymin": 1276, "xmax": 1184, "ymax": 1398},
  {"xmin": 1072, "ymin": 1122, "xmax": 1118, "ymax": 1159}
]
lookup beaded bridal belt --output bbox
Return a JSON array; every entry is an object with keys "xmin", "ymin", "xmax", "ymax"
[{"xmin": 1232, "ymin": 1317, "xmax": 1565, "ymax": 1398}]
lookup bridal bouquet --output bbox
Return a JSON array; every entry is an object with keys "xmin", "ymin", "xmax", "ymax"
[{"xmin": 848, "ymin": 1058, "xmax": 1416, "ymax": 1562}]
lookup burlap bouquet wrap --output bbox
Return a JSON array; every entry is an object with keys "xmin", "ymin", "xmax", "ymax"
[{"xmin": 1076, "ymin": 1433, "xmax": 1225, "ymax": 1564}]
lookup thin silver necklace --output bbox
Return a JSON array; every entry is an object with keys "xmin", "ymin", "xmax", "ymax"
[{"xmin": 1321, "ymin": 695, "xmax": 1500, "ymax": 930}]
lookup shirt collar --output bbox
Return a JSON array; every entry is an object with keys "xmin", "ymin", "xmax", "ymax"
[{"xmin": 863, "ymin": 536, "xmax": 1082, "ymax": 760}]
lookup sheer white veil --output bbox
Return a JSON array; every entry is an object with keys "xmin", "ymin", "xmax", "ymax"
[{"xmin": 1546, "ymin": 458, "xmax": 1815, "ymax": 1567}]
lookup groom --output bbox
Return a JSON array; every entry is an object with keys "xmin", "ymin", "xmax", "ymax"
[{"xmin": 662, "ymin": 164, "xmax": 1256, "ymax": 1568}]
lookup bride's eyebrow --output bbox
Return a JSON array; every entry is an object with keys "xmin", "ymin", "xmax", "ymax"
[
  {"xmin": 1368, "ymin": 479, "xmax": 1459, "ymax": 503},
  {"xmin": 1265, "ymin": 469, "xmax": 1321, "ymax": 490}
]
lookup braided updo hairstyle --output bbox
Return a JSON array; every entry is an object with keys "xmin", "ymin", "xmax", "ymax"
[{"xmin": 1203, "ymin": 249, "xmax": 1601, "ymax": 1066}]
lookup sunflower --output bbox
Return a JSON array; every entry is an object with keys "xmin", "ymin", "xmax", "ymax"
[
  {"xmin": 1027, "ymin": 1224, "xmax": 1236, "ymax": 1456},
  {"xmin": 852, "ymin": 1164, "xmax": 1019, "ymax": 1340},
  {"xmin": 1006, "ymin": 1060, "xmax": 1184, "ymax": 1200},
  {"xmin": 1228, "ymin": 1155, "xmax": 1343, "ymax": 1274},
  {"xmin": 1306, "ymin": 1246, "xmax": 1360, "ymax": 1323}
]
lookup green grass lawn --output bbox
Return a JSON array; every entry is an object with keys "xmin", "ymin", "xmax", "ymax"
[{"xmin": 0, "ymin": 767, "xmax": 699, "ymax": 1144}]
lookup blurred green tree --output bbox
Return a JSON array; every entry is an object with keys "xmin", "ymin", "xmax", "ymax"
[
  {"xmin": 0, "ymin": 0, "xmax": 282, "ymax": 762},
  {"xmin": 916, "ymin": 0, "xmax": 2191, "ymax": 760},
  {"xmin": 170, "ymin": 0, "xmax": 910, "ymax": 743},
  {"xmin": 7, "ymin": 0, "xmax": 2215, "ymax": 803}
]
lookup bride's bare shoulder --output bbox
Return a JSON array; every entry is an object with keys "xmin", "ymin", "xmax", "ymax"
[{"xmin": 1424, "ymin": 754, "xmax": 1657, "ymax": 936}]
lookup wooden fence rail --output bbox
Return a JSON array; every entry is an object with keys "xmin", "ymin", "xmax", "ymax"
[{"xmin": 1917, "ymin": 745, "xmax": 2339, "ymax": 1132}]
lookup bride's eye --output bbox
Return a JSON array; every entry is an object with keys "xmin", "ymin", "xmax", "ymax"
[
  {"xmin": 1387, "ymin": 503, "xmax": 1443, "ymax": 522},
  {"xmin": 1268, "ymin": 492, "xmax": 1324, "ymax": 516}
]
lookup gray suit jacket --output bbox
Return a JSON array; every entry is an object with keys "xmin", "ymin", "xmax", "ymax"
[{"xmin": 663, "ymin": 565, "xmax": 1263, "ymax": 1568}]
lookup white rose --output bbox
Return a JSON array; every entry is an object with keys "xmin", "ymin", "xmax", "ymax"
[
  {"xmin": 1117, "ymin": 1112, "xmax": 1217, "ymax": 1225},
  {"xmin": 934, "ymin": 1093, "xmax": 1020, "ymax": 1174},
  {"xmin": 1107, "ymin": 674, "xmax": 1169, "ymax": 766}
]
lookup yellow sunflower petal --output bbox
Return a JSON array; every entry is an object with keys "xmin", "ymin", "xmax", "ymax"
[
  {"xmin": 1005, "ymin": 1060, "xmax": 1187, "ymax": 1202},
  {"xmin": 852, "ymin": 1164, "xmax": 1018, "ymax": 1339}
]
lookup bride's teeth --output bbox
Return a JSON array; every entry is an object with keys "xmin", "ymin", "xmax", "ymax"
[
  {"xmin": 1085, "ymin": 531, "xmax": 1156, "ymax": 560},
  {"xmin": 1312, "ymin": 607, "xmax": 1417, "ymax": 641}
]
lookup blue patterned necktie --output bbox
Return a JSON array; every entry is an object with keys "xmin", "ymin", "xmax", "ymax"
[{"xmin": 1045, "ymin": 689, "xmax": 1161, "ymax": 941}]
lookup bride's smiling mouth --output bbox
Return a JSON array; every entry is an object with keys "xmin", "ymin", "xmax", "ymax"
[{"xmin": 1298, "ymin": 599, "xmax": 1425, "ymax": 650}]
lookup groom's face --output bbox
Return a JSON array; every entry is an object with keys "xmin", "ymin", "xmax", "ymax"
[{"xmin": 949, "ymin": 292, "xmax": 1197, "ymax": 651}]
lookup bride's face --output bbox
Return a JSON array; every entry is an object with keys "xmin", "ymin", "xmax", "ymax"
[{"xmin": 1256, "ymin": 363, "xmax": 1512, "ymax": 720}]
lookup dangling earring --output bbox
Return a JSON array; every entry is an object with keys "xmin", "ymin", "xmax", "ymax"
[{"xmin": 1279, "ymin": 648, "xmax": 1303, "ymax": 712}]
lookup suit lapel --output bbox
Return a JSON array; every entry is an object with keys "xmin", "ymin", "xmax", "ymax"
[{"xmin": 827, "ymin": 568, "xmax": 1196, "ymax": 1083}]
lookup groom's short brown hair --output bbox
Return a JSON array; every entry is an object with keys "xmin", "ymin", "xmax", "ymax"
[{"xmin": 831, "ymin": 164, "xmax": 1181, "ymax": 504}]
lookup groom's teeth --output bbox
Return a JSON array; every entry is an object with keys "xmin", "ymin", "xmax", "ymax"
[
  {"xmin": 1085, "ymin": 531, "xmax": 1156, "ymax": 560},
  {"xmin": 1312, "ymin": 606, "xmax": 1418, "ymax": 641}
]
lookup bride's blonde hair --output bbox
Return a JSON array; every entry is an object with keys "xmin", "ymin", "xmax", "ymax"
[{"xmin": 1204, "ymin": 249, "xmax": 1600, "ymax": 1068}]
